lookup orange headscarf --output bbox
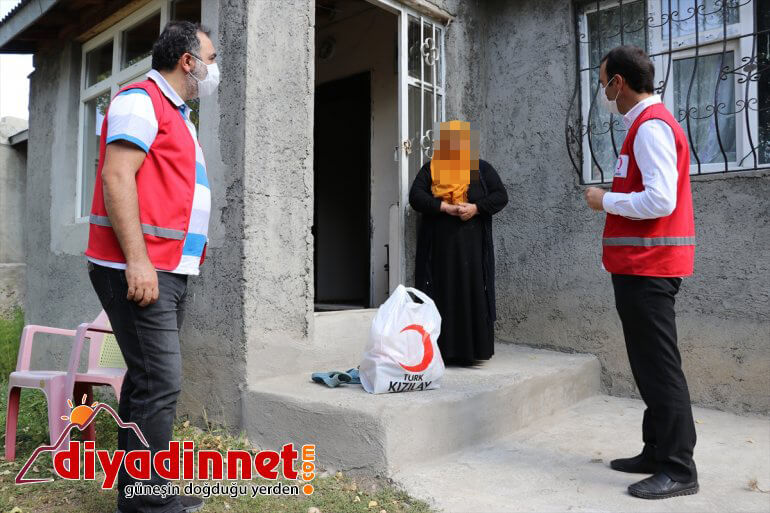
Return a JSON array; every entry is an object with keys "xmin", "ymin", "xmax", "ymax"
[{"xmin": 430, "ymin": 120, "xmax": 479, "ymax": 205}]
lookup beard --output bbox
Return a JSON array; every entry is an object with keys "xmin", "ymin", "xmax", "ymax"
[
  {"xmin": 185, "ymin": 61, "xmax": 207, "ymax": 100},
  {"xmin": 184, "ymin": 73, "xmax": 200, "ymax": 101}
]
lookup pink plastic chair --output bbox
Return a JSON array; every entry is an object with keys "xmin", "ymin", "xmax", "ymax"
[{"xmin": 4, "ymin": 311, "xmax": 126, "ymax": 461}]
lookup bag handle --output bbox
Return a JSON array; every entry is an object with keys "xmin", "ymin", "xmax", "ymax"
[{"xmin": 404, "ymin": 287, "xmax": 432, "ymax": 306}]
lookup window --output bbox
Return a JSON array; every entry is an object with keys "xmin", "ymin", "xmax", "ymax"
[
  {"xmin": 85, "ymin": 41, "xmax": 113, "ymax": 87},
  {"xmin": 121, "ymin": 13, "xmax": 161, "ymax": 69},
  {"xmin": 80, "ymin": 92, "xmax": 111, "ymax": 217},
  {"xmin": 672, "ymin": 51, "xmax": 736, "ymax": 164},
  {"xmin": 567, "ymin": 0, "xmax": 769, "ymax": 183},
  {"xmin": 76, "ymin": 0, "xmax": 202, "ymax": 220}
]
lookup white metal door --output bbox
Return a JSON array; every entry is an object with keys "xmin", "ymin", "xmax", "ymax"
[
  {"xmin": 396, "ymin": 9, "xmax": 446, "ymax": 291},
  {"xmin": 361, "ymin": 0, "xmax": 447, "ymax": 293}
]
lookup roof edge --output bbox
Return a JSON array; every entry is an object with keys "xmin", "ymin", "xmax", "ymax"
[
  {"xmin": 9, "ymin": 128, "xmax": 29, "ymax": 146},
  {"xmin": 0, "ymin": 0, "xmax": 59, "ymax": 53}
]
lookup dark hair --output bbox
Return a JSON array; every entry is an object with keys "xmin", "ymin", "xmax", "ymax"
[
  {"xmin": 601, "ymin": 45, "xmax": 655, "ymax": 94},
  {"xmin": 151, "ymin": 21, "xmax": 211, "ymax": 72}
]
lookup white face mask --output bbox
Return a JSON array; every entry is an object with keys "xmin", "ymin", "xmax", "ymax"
[
  {"xmin": 189, "ymin": 55, "xmax": 220, "ymax": 98},
  {"xmin": 599, "ymin": 75, "xmax": 620, "ymax": 115}
]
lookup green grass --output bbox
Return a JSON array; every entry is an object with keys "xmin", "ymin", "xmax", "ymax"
[
  {"xmin": 0, "ymin": 307, "xmax": 24, "ymax": 381},
  {"xmin": 0, "ymin": 307, "xmax": 434, "ymax": 513}
]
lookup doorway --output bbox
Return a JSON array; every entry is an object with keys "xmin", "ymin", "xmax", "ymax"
[
  {"xmin": 314, "ymin": 0, "xmax": 399, "ymax": 311},
  {"xmin": 313, "ymin": 72, "xmax": 371, "ymax": 310},
  {"xmin": 313, "ymin": 0, "xmax": 447, "ymax": 312}
]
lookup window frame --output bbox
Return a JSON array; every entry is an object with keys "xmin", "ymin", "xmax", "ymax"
[
  {"xmin": 403, "ymin": 13, "xmax": 447, "ymax": 208},
  {"xmin": 664, "ymin": 41, "xmax": 742, "ymax": 173},
  {"xmin": 571, "ymin": 0, "xmax": 768, "ymax": 184},
  {"xmin": 405, "ymin": 15, "xmax": 446, "ymax": 163},
  {"xmin": 75, "ymin": 0, "xmax": 173, "ymax": 222},
  {"xmin": 577, "ymin": 0, "xmax": 649, "ymax": 183}
]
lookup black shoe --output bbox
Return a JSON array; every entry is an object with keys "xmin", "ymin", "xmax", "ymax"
[
  {"xmin": 179, "ymin": 495, "xmax": 205, "ymax": 512},
  {"xmin": 628, "ymin": 472, "xmax": 699, "ymax": 500},
  {"xmin": 610, "ymin": 451, "xmax": 658, "ymax": 474}
]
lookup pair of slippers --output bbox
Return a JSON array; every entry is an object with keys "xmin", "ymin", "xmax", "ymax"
[{"xmin": 311, "ymin": 367, "xmax": 361, "ymax": 387}]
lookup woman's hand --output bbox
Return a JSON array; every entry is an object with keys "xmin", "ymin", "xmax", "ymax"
[
  {"xmin": 440, "ymin": 201, "xmax": 461, "ymax": 216},
  {"xmin": 457, "ymin": 203, "xmax": 478, "ymax": 221}
]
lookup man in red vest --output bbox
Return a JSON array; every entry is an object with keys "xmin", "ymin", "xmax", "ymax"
[
  {"xmin": 86, "ymin": 21, "xmax": 217, "ymax": 513},
  {"xmin": 584, "ymin": 45, "xmax": 698, "ymax": 500}
]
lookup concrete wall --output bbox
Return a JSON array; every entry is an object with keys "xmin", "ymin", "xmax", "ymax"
[
  {"xmin": 0, "ymin": 117, "xmax": 27, "ymax": 316},
  {"xmin": 238, "ymin": 0, "xmax": 317, "ymax": 382},
  {"xmin": 480, "ymin": 0, "xmax": 770, "ymax": 415},
  {"xmin": 174, "ymin": 0, "xmax": 247, "ymax": 428},
  {"xmin": 0, "ymin": 118, "xmax": 26, "ymax": 264},
  {"xmin": 24, "ymin": 43, "xmax": 103, "ymax": 373}
]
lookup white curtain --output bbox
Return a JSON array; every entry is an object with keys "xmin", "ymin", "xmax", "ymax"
[{"xmin": 673, "ymin": 52, "xmax": 736, "ymax": 165}]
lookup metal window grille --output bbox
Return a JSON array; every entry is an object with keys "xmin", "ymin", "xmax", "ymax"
[
  {"xmin": 566, "ymin": 0, "xmax": 770, "ymax": 184},
  {"xmin": 406, "ymin": 14, "xmax": 446, "ymax": 186}
]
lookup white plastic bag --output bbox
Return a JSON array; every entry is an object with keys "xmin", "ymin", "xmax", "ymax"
[{"xmin": 360, "ymin": 285, "xmax": 444, "ymax": 394}]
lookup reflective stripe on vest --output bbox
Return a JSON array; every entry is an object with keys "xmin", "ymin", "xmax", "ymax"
[
  {"xmin": 89, "ymin": 215, "xmax": 185, "ymax": 241},
  {"xmin": 603, "ymin": 236, "xmax": 695, "ymax": 247}
]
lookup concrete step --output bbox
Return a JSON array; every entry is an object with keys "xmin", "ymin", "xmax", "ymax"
[
  {"xmin": 242, "ymin": 343, "xmax": 601, "ymax": 475},
  {"xmin": 312, "ymin": 308, "xmax": 377, "ymax": 351},
  {"xmin": 242, "ymin": 309, "xmax": 377, "ymax": 380},
  {"xmin": 392, "ymin": 395, "xmax": 770, "ymax": 513}
]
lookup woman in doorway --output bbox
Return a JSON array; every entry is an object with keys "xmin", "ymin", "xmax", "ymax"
[{"xmin": 409, "ymin": 120, "xmax": 508, "ymax": 366}]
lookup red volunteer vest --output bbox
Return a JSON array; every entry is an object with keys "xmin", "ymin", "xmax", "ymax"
[
  {"xmin": 602, "ymin": 102, "xmax": 695, "ymax": 277},
  {"xmin": 85, "ymin": 79, "xmax": 207, "ymax": 270}
]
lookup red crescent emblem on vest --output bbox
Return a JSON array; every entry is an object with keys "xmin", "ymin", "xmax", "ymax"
[{"xmin": 398, "ymin": 324, "xmax": 434, "ymax": 373}]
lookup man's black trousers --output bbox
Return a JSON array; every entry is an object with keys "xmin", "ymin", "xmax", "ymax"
[{"xmin": 612, "ymin": 273, "xmax": 697, "ymax": 483}]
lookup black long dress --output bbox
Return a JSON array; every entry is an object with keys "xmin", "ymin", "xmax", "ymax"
[{"xmin": 409, "ymin": 159, "xmax": 508, "ymax": 363}]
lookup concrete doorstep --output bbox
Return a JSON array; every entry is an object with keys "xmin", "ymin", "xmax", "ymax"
[
  {"xmin": 392, "ymin": 395, "xmax": 770, "ymax": 513},
  {"xmin": 243, "ymin": 344, "xmax": 601, "ymax": 475},
  {"xmin": 241, "ymin": 310, "xmax": 768, "ymax": 512}
]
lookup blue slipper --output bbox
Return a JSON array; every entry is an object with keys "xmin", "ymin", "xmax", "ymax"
[
  {"xmin": 345, "ymin": 368, "xmax": 361, "ymax": 385},
  {"xmin": 311, "ymin": 371, "xmax": 352, "ymax": 387}
]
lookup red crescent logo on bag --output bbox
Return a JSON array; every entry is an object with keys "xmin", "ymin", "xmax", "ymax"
[{"xmin": 398, "ymin": 324, "xmax": 434, "ymax": 372}]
